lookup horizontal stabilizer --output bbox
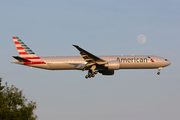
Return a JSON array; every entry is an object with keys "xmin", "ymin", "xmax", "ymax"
[{"xmin": 13, "ymin": 56, "xmax": 31, "ymax": 62}]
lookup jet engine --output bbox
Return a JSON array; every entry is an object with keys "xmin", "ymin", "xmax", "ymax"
[
  {"xmin": 98, "ymin": 70, "xmax": 114, "ymax": 75},
  {"xmin": 104, "ymin": 60, "xmax": 120, "ymax": 70}
]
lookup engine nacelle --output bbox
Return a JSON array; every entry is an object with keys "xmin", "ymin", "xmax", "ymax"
[
  {"xmin": 98, "ymin": 70, "xmax": 114, "ymax": 75},
  {"xmin": 104, "ymin": 60, "xmax": 120, "ymax": 70}
]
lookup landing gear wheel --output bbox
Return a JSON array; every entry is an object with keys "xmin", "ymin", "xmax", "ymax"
[
  {"xmin": 88, "ymin": 75, "xmax": 91, "ymax": 78},
  {"xmin": 86, "ymin": 69, "xmax": 97, "ymax": 79},
  {"xmin": 157, "ymin": 72, "xmax": 160, "ymax": 75},
  {"xmin": 85, "ymin": 75, "xmax": 89, "ymax": 79}
]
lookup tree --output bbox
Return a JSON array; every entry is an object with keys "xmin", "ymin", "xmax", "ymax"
[{"xmin": 0, "ymin": 78, "xmax": 37, "ymax": 120}]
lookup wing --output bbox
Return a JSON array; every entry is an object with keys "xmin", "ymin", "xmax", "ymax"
[{"xmin": 73, "ymin": 45, "xmax": 107, "ymax": 70}]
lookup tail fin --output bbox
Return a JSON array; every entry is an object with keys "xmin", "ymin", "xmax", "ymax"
[{"xmin": 12, "ymin": 37, "xmax": 41, "ymax": 61}]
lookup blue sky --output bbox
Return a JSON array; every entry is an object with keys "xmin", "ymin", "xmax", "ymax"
[{"xmin": 0, "ymin": 0, "xmax": 180, "ymax": 120}]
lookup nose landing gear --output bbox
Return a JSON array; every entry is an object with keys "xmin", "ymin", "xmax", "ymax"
[{"xmin": 157, "ymin": 67, "xmax": 162, "ymax": 75}]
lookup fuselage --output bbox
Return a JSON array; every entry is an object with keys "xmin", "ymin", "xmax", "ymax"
[{"xmin": 13, "ymin": 55, "xmax": 171, "ymax": 70}]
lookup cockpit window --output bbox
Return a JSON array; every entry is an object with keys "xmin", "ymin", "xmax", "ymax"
[{"xmin": 165, "ymin": 59, "xmax": 168, "ymax": 61}]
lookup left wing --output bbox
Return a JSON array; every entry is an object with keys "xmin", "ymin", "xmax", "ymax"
[{"xmin": 73, "ymin": 45, "xmax": 107, "ymax": 69}]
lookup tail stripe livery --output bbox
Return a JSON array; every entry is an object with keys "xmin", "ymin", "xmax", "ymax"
[
  {"xmin": 24, "ymin": 61, "xmax": 46, "ymax": 65},
  {"xmin": 12, "ymin": 37, "xmax": 46, "ymax": 64},
  {"xmin": 13, "ymin": 37, "xmax": 38, "ymax": 58}
]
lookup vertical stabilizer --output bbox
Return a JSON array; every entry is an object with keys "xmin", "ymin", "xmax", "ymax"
[{"xmin": 12, "ymin": 37, "xmax": 41, "ymax": 61}]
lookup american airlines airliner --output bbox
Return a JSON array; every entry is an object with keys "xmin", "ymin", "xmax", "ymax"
[{"xmin": 12, "ymin": 37, "xmax": 171, "ymax": 79}]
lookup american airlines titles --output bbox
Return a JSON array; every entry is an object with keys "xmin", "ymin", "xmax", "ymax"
[{"xmin": 121, "ymin": 57, "xmax": 147, "ymax": 63}]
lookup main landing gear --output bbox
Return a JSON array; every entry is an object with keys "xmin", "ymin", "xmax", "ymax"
[
  {"xmin": 157, "ymin": 67, "xmax": 162, "ymax": 75},
  {"xmin": 85, "ymin": 70, "xmax": 98, "ymax": 79}
]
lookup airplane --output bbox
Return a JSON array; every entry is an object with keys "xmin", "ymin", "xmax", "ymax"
[{"xmin": 12, "ymin": 37, "xmax": 171, "ymax": 79}]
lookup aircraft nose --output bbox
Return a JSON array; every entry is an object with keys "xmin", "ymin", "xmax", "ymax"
[{"xmin": 167, "ymin": 61, "xmax": 171, "ymax": 66}]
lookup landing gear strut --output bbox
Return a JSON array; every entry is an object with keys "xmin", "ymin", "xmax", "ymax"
[{"xmin": 157, "ymin": 67, "xmax": 162, "ymax": 75}]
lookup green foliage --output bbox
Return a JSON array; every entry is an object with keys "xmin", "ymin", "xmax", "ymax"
[{"xmin": 0, "ymin": 78, "xmax": 37, "ymax": 120}]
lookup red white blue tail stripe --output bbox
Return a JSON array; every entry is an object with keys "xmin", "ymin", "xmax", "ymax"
[{"xmin": 12, "ymin": 37, "xmax": 46, "ymax": 64}]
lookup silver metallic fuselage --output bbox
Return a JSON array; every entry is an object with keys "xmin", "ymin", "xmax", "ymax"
[{"xmin": 13, "ymin": 55, "xmax": 171, "ymax": 70}]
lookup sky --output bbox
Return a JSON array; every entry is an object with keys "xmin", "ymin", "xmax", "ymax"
[{"xmin": 0, "ymin": 0, "xmax": 180, "ymax": 120}]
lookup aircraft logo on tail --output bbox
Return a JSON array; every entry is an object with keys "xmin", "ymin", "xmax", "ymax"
[
  {"xmin": 12, "ymin": 37, "xmax": 46, "ymax": 65},
  {"xmin": 12, "ymin": 37, "xmax": 41, "ymax": 61}
]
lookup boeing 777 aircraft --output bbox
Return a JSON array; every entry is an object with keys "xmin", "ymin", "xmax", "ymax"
[{"xmin": 12, "ymin": 37, "xmax": 171, "ymax": 79}]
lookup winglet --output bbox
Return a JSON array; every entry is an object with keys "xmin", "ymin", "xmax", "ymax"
[
  {"xmin": 72, "ymin": 44, "xmax": 78, "ymax": 47},
  {"xmin": 72, "ymin": 45, "xmax": 82, "ymax": 51}
]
